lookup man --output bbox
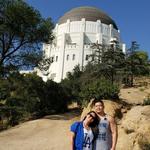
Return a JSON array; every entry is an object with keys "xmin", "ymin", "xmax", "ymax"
[{"xmin": 93, "ymin": 99, "xmax": 118, "ymax": 150}]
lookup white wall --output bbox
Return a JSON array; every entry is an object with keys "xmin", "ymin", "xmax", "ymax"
[{"xmin": 41, "ymin": 19, "xmax": 122, "ymax": 82}]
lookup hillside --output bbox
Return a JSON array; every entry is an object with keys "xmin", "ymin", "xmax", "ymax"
[
  {"xmin": 0, "ymin": 109, "xmax": 80, "ymax": 150},
  {"xmin": 0, "ymin": 77, "xmax": 150, "ymax": 150}
]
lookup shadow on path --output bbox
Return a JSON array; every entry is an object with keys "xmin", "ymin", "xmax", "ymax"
[{"xmin": 44, "ymin": 108, "xmax": 81, "ymax": 120}]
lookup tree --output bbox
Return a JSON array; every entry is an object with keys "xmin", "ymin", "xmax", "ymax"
[
  {"xmin": 90, "ymin": 42, "xmax": 125, "ymax": 85},
  {"xmin": 90, "ymin": 42, "xmax": 106, "ymax": 64},
  {"xmin": 40, "ymin": 80, "xmax": 68, "ymax": 115},
  {"xmin": 126, "ymin": 41, "xmax": 139, "ymax": 56},
  {"xmin": 0, "ymin": 0, "xmax": 54, "ymax": 76},
  {"xmin": 79, "ymin": 78, "xmax": 119, "ymax": 106},
  {"xmin": 125, "ymin": 50, "xmax": 150, "ymax": 86},
  {"xmin": 0, "ymin": 72, "xmax": 69, "ymax": 128},
  {"xmin": 132, "ymin": 51, "xmax": 149, "ymax": 75},
  {"xmin": 124, "ymin": 41, "xmax": 150, "ymax": 86},
  {"xmin": 61, "ymin": 65, "xmax": 83, "ymax": 104},
  {"xmin": 102, "ymin": 44, "xmax": 125, "ymax": 85}
]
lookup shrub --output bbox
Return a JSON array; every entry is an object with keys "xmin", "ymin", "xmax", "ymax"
[
  {"xmin": 0, "ymin": 105, "xmax": 25, "ymax": 128},
  {"xmin": 79, "ymin": 79, "xmax": 120, "ymax": 106},
  {"xmin": 139, "ymin": 87, "xmax": 145, "ymax": 91},
  {"xmin": 143, "ymin": 95, "xmax": 150, "ymax": 105},
  {"xmin": 0, "ymin": 73, "xmax": 69, "ymax": 129},
  {"xmin": 38, "ymin": 80, "xmax": 68, "ymax": 115}
]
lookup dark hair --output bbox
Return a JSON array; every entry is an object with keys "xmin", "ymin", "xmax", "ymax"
[
  {"xmin": 83, "ymin": 111, "xmax": 99, "ymax": 125},
  {"xmin": 92, "ymin": 98, "xmax": 104, "ymax": 107},
  {"xmin": 83, "ymin": 111, "xmax": 99, "ymax": 140}
]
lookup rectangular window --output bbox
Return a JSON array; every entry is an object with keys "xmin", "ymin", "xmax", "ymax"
[
  {"xmin": 72, "ymin": 54, "xmax": 75, "ymax": 60},
  {"xmin": 56, "ymin": 56, "xmax": 58, "ymax": 62},
  {"xmin": 85, "ymin": 55, "xmax": 89, "ymax": 61},
  {"xmin": 51, "ymin": 56, "xmax": 54, "ymax": 62},
  {"xmin": 66, "ymin": 54, "xmax": 69, "ymax": 61}
]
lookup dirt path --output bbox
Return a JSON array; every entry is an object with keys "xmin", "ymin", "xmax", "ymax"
[{"xmin": 0, "ymin": 109, "xmax": 80, "ymax": 150}]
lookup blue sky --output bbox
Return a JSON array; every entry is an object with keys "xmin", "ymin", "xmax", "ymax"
[{"xmin": 26, "ymin": 0, "xmax": 150, "ymax": 56}]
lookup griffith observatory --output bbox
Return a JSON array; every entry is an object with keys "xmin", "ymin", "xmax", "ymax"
[{"xmin": 38, "ymin": 6, "xmax": 125, "ymax": 82}]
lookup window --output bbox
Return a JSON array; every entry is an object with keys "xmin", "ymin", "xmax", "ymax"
[
  {"xmin": 72, "ymin": 54, "xmax": 75, "ymax": 60},
  {"xmin": 51, "ymin": 56, "xmax": 54, "ymax": 62},
  {"xmin": 56, "ymin": 56, "xmax": 58, "ymax": 62},
  {"xmin": 85, "ymin": 55, "xmax": 89, "ymax": 61},
  {"xmin": 66, "ymin": 54, "xmax": 69, "ymax": 61}
]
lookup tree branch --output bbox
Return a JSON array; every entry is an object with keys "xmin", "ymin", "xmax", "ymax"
[{"xmin": 3, "ymin": 37, "xmax": 28, "ymax": 60}]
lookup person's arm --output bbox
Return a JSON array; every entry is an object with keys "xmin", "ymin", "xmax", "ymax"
[
  {"xmin": 109, "ymin": 116, "xmax": 118, "ymax": 150},
  {"xmin": 70, "ymin": 121, "xmax": 79, "ymax": 150},
  {"xmin": 70, "ymin": 131, "xmax": 75, "ymax": 150}
]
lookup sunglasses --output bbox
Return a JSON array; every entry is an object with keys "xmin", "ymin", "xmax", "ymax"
[{"xmin": 89, "ymin": 113, "xmax": 96, "ymax": 119}]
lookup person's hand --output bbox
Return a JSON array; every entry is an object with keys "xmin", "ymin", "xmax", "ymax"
[{"xmin": 110, "ymin": 148, "xmax": 115, "ymax": 150}]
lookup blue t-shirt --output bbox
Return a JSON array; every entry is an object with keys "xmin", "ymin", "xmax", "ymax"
[
  {"xmin": 70, "ymin": 122, "xmax": 84, "ymax": 150},
  {"xmin": 71, "ymin": 121, "xmax": 95, "ymax": 150}
]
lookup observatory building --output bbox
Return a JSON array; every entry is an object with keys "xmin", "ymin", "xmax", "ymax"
[{"xmin": 40, "ymin": 6, "xmax": 125, "ymax": 82}]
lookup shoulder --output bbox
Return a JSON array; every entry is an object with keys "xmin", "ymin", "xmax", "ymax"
[
  {"xmin": 106, "ymin": 114, "xmax": 115, "ymax": 123},
  {"xmin": 70, "ymin": 121, "xmax": 82, "ymax": 132},
  {"xmin": 71, "ymin": 121, "xmax": 81, "ymax": 127}
]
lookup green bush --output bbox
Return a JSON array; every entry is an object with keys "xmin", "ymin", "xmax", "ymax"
[
  {"xmin": 8, "ymin": 106, "xmax": 25, "ymax": 126},
  {"xmin": 79, "ymin": 79, "xmax": 120, "ymax": 106},
  {"xmin": 0, "ymin": 105, "xmax": 26, "ymax": 128},
  {"xmin": 0, "ymin": 73, "xmax": 69, "ymax": 129},
  {"xmin": 38, "ymin": 80, "xmax": 68, "ymax": 115},
  {"xmin": 143, "ymin": 97, "xmax": 150, "ymax": 105}
]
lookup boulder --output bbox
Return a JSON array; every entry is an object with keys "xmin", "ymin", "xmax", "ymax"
[
  {"xmin": 80, "ymin": 99, "xmax": 95, "ymax": 120},
  {"xmin": 80, "ymin": 99, "xmax": 122, "ymax": 120},
  {"xmin": 117, "ymin": 106, "xmax": 150, "ymax": 150}
]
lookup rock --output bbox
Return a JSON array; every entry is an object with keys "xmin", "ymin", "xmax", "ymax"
[
  {"xmin": 80, "ymin": 99, "xmax": 150, "ymax": 150},
  {"xmin": 117, "ymin": 106, "xmax": 150, "ymax": 150},
  {"xmin": 102, "ymin": 100, "xmax": 122, "ymax": 118},
  {"xmin": 80, "ymin": 99, "xmax": 122, "ymax": 120},
  {"xmin": 121, "ymin": 108, "xmax": 127, "ymax": 113},
  {"xmin": 80, "ymin": 99, "xmax": 95, "ymax": 120}
]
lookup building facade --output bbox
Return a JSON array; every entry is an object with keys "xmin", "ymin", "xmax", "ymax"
[{"xmin": 40, "ymin": 6, "xmax": 125, "ymax": 82}]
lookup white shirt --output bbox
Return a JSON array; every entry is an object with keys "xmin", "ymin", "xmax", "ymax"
[
  {"xmin": 83, "ymin": 128, "xmax": 94, "ymax": 150},
  {"xmin": 94, "ymin": 115, "xmax": 112, "ymax": 150}
]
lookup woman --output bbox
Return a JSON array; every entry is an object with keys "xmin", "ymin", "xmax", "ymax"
[{"xmin": 70, "ymin": 111, "xmax": 99, "ymax": 150}]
